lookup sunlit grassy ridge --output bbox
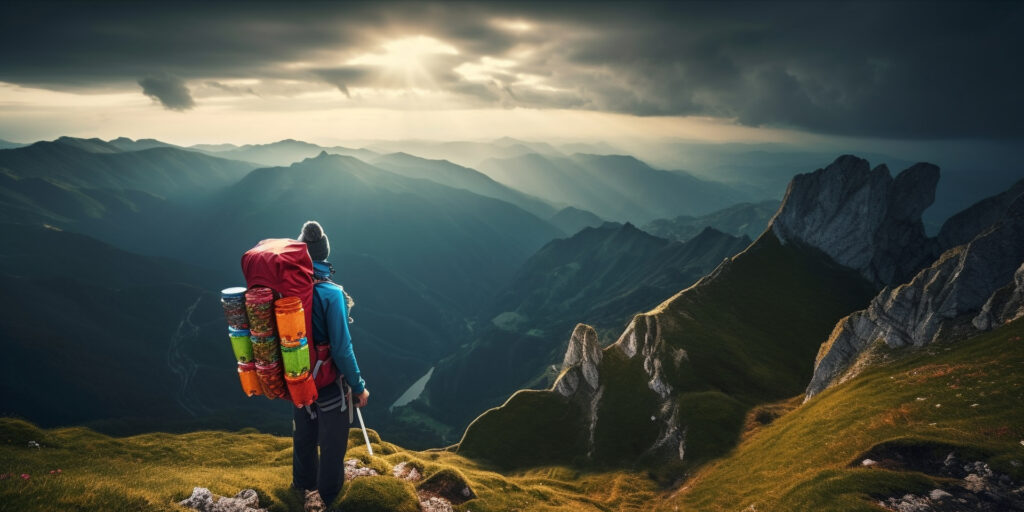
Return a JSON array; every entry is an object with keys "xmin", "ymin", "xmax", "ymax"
[
  {"xmin": 0, "ymin": 419, "xmax": 656, "ymax": 511},
  {"xmin": 664, "ymin": 317, "xmax": 1024, "ymax": 511},
  {"xmin": 457, "ymin": 232, "xmax": 876, "ymax": 474}
]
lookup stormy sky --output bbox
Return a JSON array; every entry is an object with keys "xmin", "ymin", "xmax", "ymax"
[{"xmin": 0, "ymin": 1, "xmax": 1021, "ymax": 144}]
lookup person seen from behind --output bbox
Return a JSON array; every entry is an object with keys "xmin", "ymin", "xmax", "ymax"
[{"xmin": 292, "ymin": 220, "xmax": 370, "ymax": 512}]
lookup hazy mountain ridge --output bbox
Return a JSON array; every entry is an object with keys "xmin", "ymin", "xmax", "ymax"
[
  {"xmin": 0, "ymin": 137, "xmax": 257, "ymax": 196},
  {"xmin": 547, "ymin": 206, "xmax": 604, "ymax": 235},
  {"xmin": 0, "ymin": 223, "xmax": 271, "ymax": 432},
  {"xmin": 368, "ymin": 151, "xmax": 558, "ymax": 220},
  {"xmin": 477, "ymin": 152, "xmax": 754, "ymax": 223},
  {"xmin": 643, "ymin": 199, "xmax": 780, "ymax": 242},
  {"xmin": 192, "ymin": 138, "xmax": 379, "ymax": 167}
]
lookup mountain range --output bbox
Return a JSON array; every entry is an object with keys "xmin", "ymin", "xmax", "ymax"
[
  {"xmin": 455, "ymin": 155, "xmax": 1024, "ymax": 492},
  {"xmin": 3, "ymin": 139, "xmax": 1024, "ymax": 511}
]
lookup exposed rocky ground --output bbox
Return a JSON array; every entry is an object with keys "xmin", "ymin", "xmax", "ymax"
[
  {"xmin": 874, "ymin": 453, "xmax": 1024, "ymax": 511},
  {"xmin": 178, "ymin": 488, "xmax": 264, "ymax": 512}
]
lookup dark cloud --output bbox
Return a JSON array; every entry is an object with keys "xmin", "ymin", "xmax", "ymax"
[
  {"xmin": 2, "ymin": 1, "xmax": 1022, "ymax": 138},
  {"xmin": 138, "ymin": 74, "xmax": 194, "ymax": 111},
  {"xmin": 203, "ymin": 81, "xmax": 258, "ymax": 97},
  {"xmin": 311, "ymin": 67, "xmax": 377, "ymax": 97}
]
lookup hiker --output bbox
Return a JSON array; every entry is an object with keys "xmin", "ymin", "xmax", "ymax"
[{"xmin": 292, "ymin": 220, "xmax": 370, "ymax": 512}]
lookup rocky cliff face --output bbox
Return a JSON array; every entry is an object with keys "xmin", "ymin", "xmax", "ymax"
[
  {"xmin": 770, "ymin": 155, "xmax": 939, "ymax": 286},
  {"xmin": 806, "ymin": 194, "xmax": 1024, "ymax": 399}
]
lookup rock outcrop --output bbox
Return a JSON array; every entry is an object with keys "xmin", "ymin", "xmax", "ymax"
[
  {"xmin": 178, "ymin": 488, "xmax": 264, "ymax": 512},
  {"xmin": 973, "ymin": 262, "xmax": 1024, "ymax": 331},
  {"xmin": 806, "ymin": 195, "xmax": 1024, "ymax": 399},
  {"xmin": 771, "ymin": 155, "xmax": 939, "ymax": 286},
  {"xmin": 555, "ymin": 323, "xmax": 603, "ymax": 396}
]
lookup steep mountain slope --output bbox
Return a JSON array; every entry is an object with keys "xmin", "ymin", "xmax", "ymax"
[
  {"xmin": 414, "ymin": 223, "xmax": 752, "ymax": 443},
  {"xmin": 0, "ymin": 138, "xmax": 256, "ymax": 197},
  {"xmin": 643, "ymin": 200, "xmax": 780, "ymax": 242},
  {"xmin": 0, "ymin": 223, "xmax": 279, "ymax": 432},
  {"xmin": 477, "ymin": 153, "xmax": 751, "ymax": 223},
  {"xmin": 547, "ymin": 206, "xmax": 604, "ymax": 235},
  {"xmin": 457, "ymin": 155, "xmax": 940, "ymax": 475},
  {"xmin": 369, "ymin": 152, "xmax": 557, "ymax": 219},
  {"xmin": 457, "ymin": 231, "xmax": 875, "ymax": 472}
]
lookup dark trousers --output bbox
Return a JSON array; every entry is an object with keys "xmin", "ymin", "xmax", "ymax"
[{"xmin": 292, "ymin": 391, "xmax": 351, "ymax": 506}]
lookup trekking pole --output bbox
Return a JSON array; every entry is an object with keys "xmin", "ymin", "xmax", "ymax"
[
  {"xmin": 346, "ymin": 383, "xmax": 374, "ymax": 457},
  {"xmin": 356, "ymin": 407, "xmax": 373, "ymax": 457}
]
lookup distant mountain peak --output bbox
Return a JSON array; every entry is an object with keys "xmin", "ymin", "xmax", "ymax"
[{"xmin": 770, "ymin": 154, "xmax": 939, "ymax": 285}]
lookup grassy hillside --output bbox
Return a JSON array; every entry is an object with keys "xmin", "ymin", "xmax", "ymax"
[
  {"xmin": 666, "ymin": 317, "xmax": 1024, "ymax": 511},
  {"xmin": 0, "ymin": 419, "xmax": 657, "ymax": 512},
  {"xmin": 457, "ymin": 231, "xmax": 877, "ymax": 474},
  {"xmin": 4, "ymin": 320, "xmax": 1018, "ymax": 512}
]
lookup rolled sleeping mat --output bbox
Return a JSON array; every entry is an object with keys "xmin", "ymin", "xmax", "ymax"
[
  {"xmin": 228, "ymin": 328, "xmax": 253, "ymax": 363},
  {"xmin": 221, "ymin": 287, "xmax": 248, "ymax": 330},
  {"xmin": 245, "ymin": 286, "xmax": 276, "ymax": 337},
  {"xmin": 281, "ymin": 338, "xmax": 311, "ymax": 377},
  {"xmin": 286, "ymin": 371, "xmax": 318, "ymax": 408},
  {"xmin": 250, "ymin": 334, "xmax": 280, "ymax": 365},
  {"xmin": 274, "ymin": 296, "xmax": 306, "ymax": 343},
  {"xmin": 256, "ymin": 360, "xmax": 287, "ymax": 400},
  {"xmin": 237, "ymin": 361, "xmax": 262, "ymax": 397}
]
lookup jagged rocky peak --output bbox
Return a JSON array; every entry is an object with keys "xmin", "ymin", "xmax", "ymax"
[
  {"xmin": 556, "ymin": 323, "xmax": 603, "ymax": 396},
  {"xmin": 770, "ymin": 154, "xmax": 939, "ymax": 285},
  {"xmin": 806, "ymin": 194, "xmax": 1024, "ymax": 400}
]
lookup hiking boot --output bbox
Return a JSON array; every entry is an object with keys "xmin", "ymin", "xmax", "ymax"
[{"xmin": 303, "ymin": 489, "xmax": 326, "ymax": 512}]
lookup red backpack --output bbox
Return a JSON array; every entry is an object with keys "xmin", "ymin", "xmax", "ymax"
[{"xmin": 241, "ymin": 238, "xmax": 341, "ymax": 389}]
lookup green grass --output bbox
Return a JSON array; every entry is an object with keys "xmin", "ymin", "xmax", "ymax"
[
  {"xmin": 0, "ymin": 418, "xmax": 657, "ymax": 512},
  {"xmin": 667, "ymin": 318, "xmax": 1024, "ymax": 511}
]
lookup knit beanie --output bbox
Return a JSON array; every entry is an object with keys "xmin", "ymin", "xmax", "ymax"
[{"xmin": 298, "ymin": 220, "xmax": 330, "ymax": 262}]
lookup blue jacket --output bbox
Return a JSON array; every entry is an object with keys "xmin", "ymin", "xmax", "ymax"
[{"xmin": 311, "ymin": 261, "xmax": 366, "ymax": 395}]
